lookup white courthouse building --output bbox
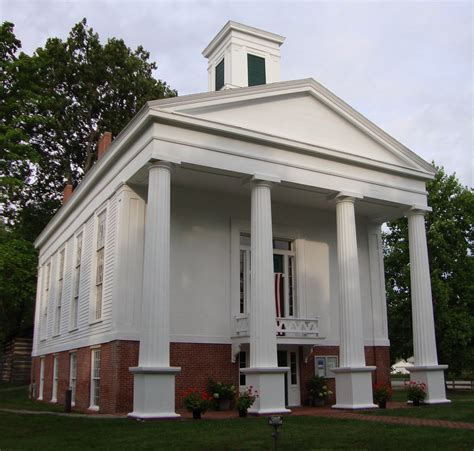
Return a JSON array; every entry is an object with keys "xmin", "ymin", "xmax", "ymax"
[{"xmin": 31, "ymin": 22, "xmax": 449, "ymax": 417}]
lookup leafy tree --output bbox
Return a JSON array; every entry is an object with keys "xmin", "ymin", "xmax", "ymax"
[
  {"xmin": 0, "ymin": 20, "xmax": 176, "ymax": 350},
  {"xmin": 0, "ymin": 225, "xmax": 37, "ymax": 344},
  {"xmin": 384, "ymin": 166, "xmax": 474, "ymax": 375},
  {"xmin": 2, "ymin": 18, "xmax": 176, "ymax": 232}
]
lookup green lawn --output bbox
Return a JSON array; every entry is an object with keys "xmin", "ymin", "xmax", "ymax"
[
  {"xmin": 0, "ymin": 385, "xmax": 64, "ymax": 412},
  {"xmin": 1, "ymin": 385, "xmax": 473, "ymax": 450},
  {"xmin": 1, "ymin": 412, "xmax": 474, "ymax": 451},
  {"xmin": 366, "ymin": 390, "xmax": 474, "ymax": 423}
]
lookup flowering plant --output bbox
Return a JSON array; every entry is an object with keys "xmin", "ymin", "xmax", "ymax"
[
  {"xmin": 236, "ymin": 386, "xmax": 258, "ymax": 414},
  {"xmin": 307, "ymin": 375, "xmax": 333, "ymax": 401},
  {"xmin": 206, "ymin": 378, "xmax": 237, "ymax": 402},
  {"xmin": 182, "ymin": 388, "xmax": 213, "ymax": 413},
  {"xmin": 405, "ymin": 381, "xmax": 427, "ymax": 403},
  {"xmin": 373, "ymin": 383, "xmax": 393, "ymax": 403}
]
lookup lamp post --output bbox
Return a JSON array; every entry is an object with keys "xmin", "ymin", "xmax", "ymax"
[{"xmin": 268, "ymin": 415, "xmax": 283, "ymax": 450}]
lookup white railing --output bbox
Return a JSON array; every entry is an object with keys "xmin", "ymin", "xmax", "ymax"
[
  {"xmin": 233, "ymin": 315, "xmax": 319, "ymax": 338},
  {"xmin": 276, "ymin": 317, "xmax": 319, "ymax": 337}
]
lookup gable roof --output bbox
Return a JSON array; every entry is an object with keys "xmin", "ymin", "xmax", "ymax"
[{"xmin": 148, "ymin": 78, "xmax": 435, "ymax": 178}]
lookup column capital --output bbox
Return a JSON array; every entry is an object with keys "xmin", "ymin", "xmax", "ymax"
[
  {"xmin": 244, "ymin": 173, "xmax": 281, "ymax": 188},
  {"xmin": 405, "ymin": 205, "xmax": 432, "ymax": 217},
  {"xmin": 328, "ymin": 191, "xmax": 364, "ymax": 204},
  {"xmin": 148, "ymin": 160, "xmax": 175, "ymax": 172}
]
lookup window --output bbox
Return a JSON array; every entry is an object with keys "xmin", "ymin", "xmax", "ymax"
[
  {"xmin": 51, "ymin": 355, "xmax": 59, "ymax": 402},
  {"xmin": 315, "ymin": 356, "xmax": 338, "ymax": 378},
  {"xmin": 94, "ymin": 212, "xmax": 106, "ymax": 321},
  {"xmin": 239, "ymin": 351, "xmax": 247, "ymax": 386},
  {"xmin": 71, "ymin": 232, "xmax": 83, "ymax": 329},
  {"xmin": 239, "ymin": 234, "xmax": 296, "ymax": 318},
  {"xmin": 41, "ymin": 262, "xmax": 51, "ymax": 340},
  {"xmin": 215, "ymin": 58, "xmax": 224, "ymax": 91},
  {"xmin": 38, "ymin": 357, "xmax": 45, "ymax": 400},
  {"xmin": 290, "ymin": 351, "xmax": 297, "ymax": 385},
  {"xmin": 90, "ymin": 349, "xmax": 101, "ymax": 409},
  {"xmin": 69, "ymin": 352, "xmax": 77, "ymax": 406},
  {"xmin": 54, "ymin": 249, "xmax": 65, "ymax": 336},
  {"xmin": 247, "ymin": 54, "xmax": 266, "ymax": 86}
]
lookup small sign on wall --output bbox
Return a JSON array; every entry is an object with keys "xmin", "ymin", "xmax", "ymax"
[{"xmin": 315, "ymin": 356, "xmax": 338, "ymax": 378}]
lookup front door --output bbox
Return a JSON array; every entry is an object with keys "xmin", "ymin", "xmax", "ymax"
[{"xmin": 277, "ymin": 348, "xmax": 301, "ymax": 407}]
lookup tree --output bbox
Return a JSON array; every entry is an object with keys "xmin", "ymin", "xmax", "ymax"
[
  {"xmin": 0, "ymin": 225, "xmax": 37, "ymax": 344},
  {"xmin": 384, "ymin": 166, "xmax": 474, "ymax": 375},
  {"xmin": 2, "ymin": 18, "xmax": 177, "ymax": 233},
  {"xmin": 0, "ymin": 20, "xmax": 176, "ymax": 350}
]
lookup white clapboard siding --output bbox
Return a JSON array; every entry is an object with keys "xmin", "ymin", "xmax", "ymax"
[{"xmin": 34, "ymin": 194, "xmax": 118, "ymax": 355}]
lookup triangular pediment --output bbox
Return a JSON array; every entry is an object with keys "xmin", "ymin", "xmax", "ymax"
[{"xmin": 150, "ymin": 80, "xmax": 435, "ymax": 176}]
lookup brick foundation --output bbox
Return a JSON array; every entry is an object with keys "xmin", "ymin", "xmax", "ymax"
[{"xmin": 31, "ymin": 341, "xmax": 390, "ymax": 414}]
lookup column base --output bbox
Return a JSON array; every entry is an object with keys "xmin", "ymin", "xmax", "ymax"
[
  {"xmin": 128, "ymin": 366, "xmax": 181, "ymax": 419},
  {"xmin": 332, "ymin": 366, "xmax": 378, "ymax": 409},
  {"xmin": 407, "ymin": 365, "xmax": 451, "ymax": 404},
  {"xmin": 241, "ymin": 367, "xmax": 291, "ymax": 415}
]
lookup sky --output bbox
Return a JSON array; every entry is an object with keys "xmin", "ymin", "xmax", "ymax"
[{"xmin": 2, "ymin": 0, "xmax": 473, "ymax": 187}]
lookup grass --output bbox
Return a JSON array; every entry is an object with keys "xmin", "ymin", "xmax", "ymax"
[
  {"xmin": 366, "ymin": 390, "xmax": 474, "ymax": 423},
  {"xmin": 0, "ymin": 384, "xmax": 64, "ymax": 412},
  {"xmin": 1, "ymin": 412, "xmax": 474, "ymax": 450},
  {"xmin": 1, "ymin": 385, "xmax": 473, "ymax": 450}
]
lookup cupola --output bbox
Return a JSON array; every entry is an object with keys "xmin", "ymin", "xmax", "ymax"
[{"xmin": 202, "ymin": 21, "xmax": 285, "ymax": 91}]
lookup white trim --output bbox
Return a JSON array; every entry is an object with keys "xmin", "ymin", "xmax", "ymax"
[{"xmin": 51, "ymin": 355, "xmax": 59, "ymax": 403}]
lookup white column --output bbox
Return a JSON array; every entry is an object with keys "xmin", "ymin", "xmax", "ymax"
[
  {"xmin": 129, "ymin": 161, "xmax": 180, "ymax": 419},
  {"xmin": 242, "ymin": 177, "xmax": 289, "ymax": 415},
  {"xmin": 406, "ymin": 207, "xmax": 450, "ymax": 404},
  {"xmin": 332, "ymin": 193, "xmax": 376, "ymax": 409},
  {"xmin": 250, "ymin": 180, "xmax": 278, "ymax": 368}
]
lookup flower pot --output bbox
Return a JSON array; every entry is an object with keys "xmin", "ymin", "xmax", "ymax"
[
  {"xmin": 219, "ymin": 399, "xmax": 231, "ymax": 411},
  {"xmin": 238, "ymin": 409, "xmax": 247, "ymax": 418},
  {"xmin": 413, "ymin": 399, "xmax": 421, "ymax": 407},
  {"xmin": 378, "ymin": 399, "xmax": 387, "ymax": 409},
  {"xmin": 192, "ymin": 410, "xmax": 202, "ymax": 419},
  {"xmin": 312, "ymin": 398, "xmax": 325, "ymax": 407}
]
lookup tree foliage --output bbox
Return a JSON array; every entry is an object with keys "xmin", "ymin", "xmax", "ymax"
[
  {"xmin": 1, "ymin": 18, "xmax": 176, "ymax": 233},
  {"xmin": 0, "ymin": 19, "xmax": 176, "ymax": 348},
  {"xmin": 384, "ymin": 166, "xmax": 474, "ymax": 375}
]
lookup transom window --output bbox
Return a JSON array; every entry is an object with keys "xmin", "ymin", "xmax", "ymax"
[{"xmin": 239, "ymin": 233, "xmax": 296, "ymax": 317}]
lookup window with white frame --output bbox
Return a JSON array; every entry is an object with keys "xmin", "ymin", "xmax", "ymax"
[
  {"xmin": 69, "ymin": 352, "xmax": 77, "ymax": 406},
  {"xmin": 315, "ymin": 356, "xmax": 338, "ymax": 378},
  {"xmin": 71, "ymin": 232, "xmax": 83, "ymax": 329},
  {"xmin": 51, "ymin": 355, "xmax": 59, "ymax": 402},
  {"xmin": 41, "ymin": 262, "xmax": 51, "ymax": 340},
  {"xmin": 94, "ymin": 211, "xmax": 106, "ymax": 321},
  {"xmin": 54, "ymin": 249, "xmax": 65, "ymax": 336},
  {"xmin": 239, "ymin": 234, "xmax": 297, "ymax": 317},
  {"xmin": 90, "ymin": 349, "xmax": 101, "ymax": 409},
  {"xmin": 239, "ymin": 351, "xmax": 247, "ymax": 386},
  {"xmin": 38, "ymin": 357, "xmax": 45, "ymax": 400}
]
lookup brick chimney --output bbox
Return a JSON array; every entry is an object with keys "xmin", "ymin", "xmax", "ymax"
[
  {"xmin": 63, "ymin": 183, "xmax": 73, "ymax": 204},
  {"xmin": 97, "ymin": 131, "xmax": 112, "ymax": 160}
]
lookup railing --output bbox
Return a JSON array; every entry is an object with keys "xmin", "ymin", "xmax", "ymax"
[{"xmin": 233, "ymin": 315, "xmax": 319, "ymax": 338}]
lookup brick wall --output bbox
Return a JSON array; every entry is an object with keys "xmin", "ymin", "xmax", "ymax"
[
  {"xmin": 299, "ymin": 345, "xmax": 391, "ymax": 406},
  {"xmin": 31, "ymin": 342, "xmax": 390, "ymax": 413}
]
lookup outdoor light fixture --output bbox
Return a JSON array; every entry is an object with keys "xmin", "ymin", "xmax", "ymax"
[{"xmin": 268, "ymin": 415, "xmax": 283, "ymax": 450}]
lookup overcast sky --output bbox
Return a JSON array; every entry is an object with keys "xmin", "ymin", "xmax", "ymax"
[{"xmin": 3, "ymin": 0, "xmax": 473, "ymax": 187}]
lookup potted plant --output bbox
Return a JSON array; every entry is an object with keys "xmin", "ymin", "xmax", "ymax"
[
  {"xmin": 207, "ymin": 378, "xmax": 236, "ymax": 410},
  {"xmin": 182, "ymin": 388, "xmax": 212, "ymax": 419},
  {"xmin": 236, "ymin": 386, "xmax": 258, "ymax": 417},
  {"xmin": 405, "ymin": 381, "xmax": 427, "ymax": 406},
  {"xmin": 373, "ymin": 382, "xmax": 393, "ymax": 409},
  {"xmin": 307, "ymin": 375, "xmax": 333, "ymax": 406}
]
